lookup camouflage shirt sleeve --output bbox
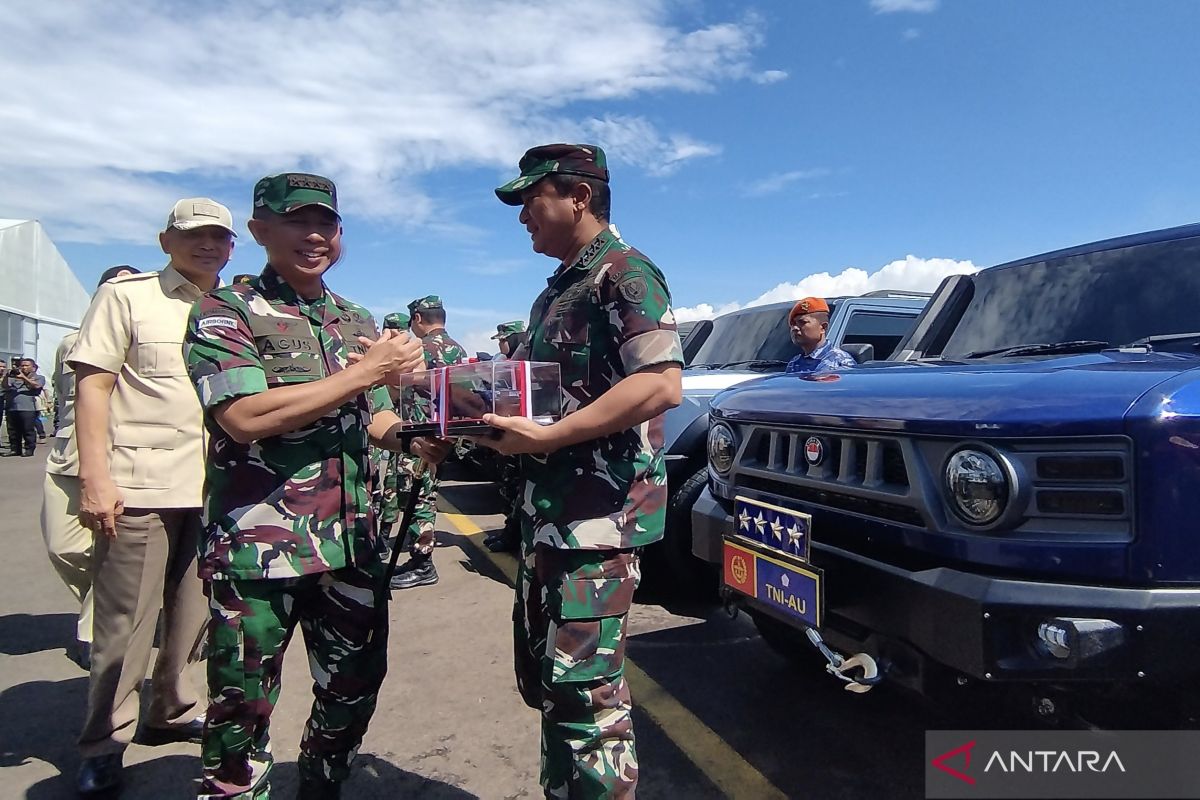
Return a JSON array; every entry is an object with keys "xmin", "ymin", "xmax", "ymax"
[
  {"xmin": 600, "ymin": 256, "xmax": 684, "ymax": 376},
  {"xmin": 184, "ymin": 290, "xmax": 268, "ymax": 409},
  {"xmin": 367, "ymin": 383, "xmax": 393, "ymax": 415}
]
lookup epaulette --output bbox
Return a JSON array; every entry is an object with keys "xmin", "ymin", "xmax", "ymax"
[{"xmin": 107, "ymin": 271, "xmax": 156, "ymax": 284}]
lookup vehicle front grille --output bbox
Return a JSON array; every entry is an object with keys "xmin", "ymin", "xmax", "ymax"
[
  {"xmin": 736, "ymin": 427, "xmax": 926, "ymax": 528},
  {"xmin": 726, "ymin": 424, "xmax": 1135, "ymax": 541}
]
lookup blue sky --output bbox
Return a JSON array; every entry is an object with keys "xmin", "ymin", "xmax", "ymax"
[{"xmin": 3, "ymin": 1, "xmax": 1199, "ymax": 353}]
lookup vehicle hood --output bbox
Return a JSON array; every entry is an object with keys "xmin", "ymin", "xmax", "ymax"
[
  {"xmin": 681, "ymin": 368, "xmax": 772, "ymax": 396},
  {"xmin": 710, "ymin": 352, "xmax": 1200, "ymax": 436}
]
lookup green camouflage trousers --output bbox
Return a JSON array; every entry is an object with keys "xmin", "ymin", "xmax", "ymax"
[
  {"xmin": 379, "ymin": 451, "xmax": 437, "ymax": 555},
  {"xmin": 514, "ymin": 543, "xmax": 641, "ymax": 799},
  {"xmin": 198, "ymin": 564, "xmax": 388, "ymax": 799}
]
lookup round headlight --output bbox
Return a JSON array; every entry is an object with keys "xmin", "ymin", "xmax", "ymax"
[
  {"xmin": 708, "ymin": 423, "xmax": 736, "ymax": 475},
  {"xmin": 945, "ymin": 448, "xmax": 1009, "ymax": 525}
]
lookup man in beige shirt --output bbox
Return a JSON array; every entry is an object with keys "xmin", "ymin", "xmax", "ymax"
[
  {"xmin": 41, "ymin": 265, "xmax": 141, "ymax": 671},
  {"xmin": 70, "ymin": 200, "xmax": 235, "ymax": 796}
]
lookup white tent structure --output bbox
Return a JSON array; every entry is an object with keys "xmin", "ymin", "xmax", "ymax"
[{"xmin": 0, "ymin": 220, "xmax": 91, "ymax": 371}]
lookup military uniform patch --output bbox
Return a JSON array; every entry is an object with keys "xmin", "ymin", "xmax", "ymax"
[
  {"xmin": 618, "ymin": 276, "xmax": 648, "ymax": 303},
  {"xmin": 199, "ymin": 316, "xmax": 238, "ymax": 331}
]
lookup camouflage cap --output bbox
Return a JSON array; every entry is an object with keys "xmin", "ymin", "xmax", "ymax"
[
  {"xmin": 490, "ymin": 320, "xmax": 526, "ymax": 339},
  {"xmin": 383, "ymin": 311, "xmax": 411, "ymax": 330},
  {"xmin": 253, "ymin": 172, "xmax": 340, "ymax": 217},
  {"xmin": 231, "ymin": 274, "xmax": 255, "ymax": 286},
  {"xmin": 495, "ymin": 143, "xmax": 609, "ymax": 206},
  {"xmin": 407, "ymin": 295, "xmax": 443, "ymax": 314}
]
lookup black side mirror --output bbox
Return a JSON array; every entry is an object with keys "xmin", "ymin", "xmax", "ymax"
[{"xmin": 842, "ymin": 342, "xmax": 875, "ymax": 364}]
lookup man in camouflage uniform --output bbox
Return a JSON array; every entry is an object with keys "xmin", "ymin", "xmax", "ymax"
[
  {"xmin": 492, "ymin": 319, "xmax": 526, "ymax": 360},
  {"xmin": 184, "ymin": 173, "xmax": 443, "ymax": 799},
  {"xmin": 375, "ymin": 311, "xmax": 412, "ymax": 534},
  {"xmin": 388, "ymin": 295, "xmax": 467, "ymax": 590},
  {"xmin": 484, "ymin": 144, "xmax": 683, "ymax": 798},
  {"xmin": 482, "ymin": 320, "xmax": 529, "ymax": 553}
]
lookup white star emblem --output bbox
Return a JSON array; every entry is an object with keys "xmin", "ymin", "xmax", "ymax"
[
  {"xmin": 787, "ymin": 525, "xmax": 803, "ymax": 547},
  {"xmin": 754, "ymin": 514, "xmax": 766, "ymax": 535},
  {"xmin": 770, "ymin": 520, "xmax": 784, "ymax": 541},
  {"xmin": 738, "ymin": 509, "xmax": 752, "ymax": 531}
]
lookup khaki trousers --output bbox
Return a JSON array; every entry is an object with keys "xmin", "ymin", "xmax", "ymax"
[
  {"xmin": 40, "ymin": 472, "xmax": 94, "ymax": 642},
  {"xmin": 79, "ymin": 508, "xmax": 208, "ymax": 757}
]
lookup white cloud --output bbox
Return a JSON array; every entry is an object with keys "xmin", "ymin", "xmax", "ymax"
[
  {"xmin": 464, "ymin": 259, "xmax": 533, "ymax": 277},
  {"xmin": 0, "ymin": 2, "xmax": 768, "ymax": 243},
  {"xmin": 743, "ymin": 168, "xmax": 833, "ymax": 197},
  {"xmin": 673, "ymin": 255, "xmax": 978, "ymax": 320},
  {"xmin": 903, "ymin": 27, "xmax": 922, "ymax": 39},
  {"xmin": 870, "ymin": 0, "xmax": 939, "ymax": 13},
  {"xmin": 752, "ymin": 69, "xmax": 789, "ymax": 85},
  {"xmin": 581, "ymin": 117, "xmax": 722, "ymax": 177}
]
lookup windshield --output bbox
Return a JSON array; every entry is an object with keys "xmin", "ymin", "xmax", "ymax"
[
  {"xmin": 689, "ymin": 306, "xmax": 801, "ymax": 366},
  {"xmin": 938, "ymin": 235, "xmax": 1200, "ymax": 358}
]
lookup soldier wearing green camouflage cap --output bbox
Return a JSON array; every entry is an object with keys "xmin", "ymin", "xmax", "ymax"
[
  {"xmin": 491, "ymin": 320, "xmax": 526, "ymax": 339},
  {"xmin": 184, "ymin": 172, "xmax": 450, "ymax": 799},
  {"xmin": 374, "ymin": 311, "xmax": 414, "ymax": 543},
  {"xmin": 483, "ymin": 143, "xmax": 684, "ymax": 798},
  {"xmin": 387, "ymin": 294, "xmax": 467, "ymax": 590},
  {"xmin": 490, "ymin": 320, "xmax": 528, "ymax": 363},
  {"xmin": 383, "ymin": 311, "xmax": 410, "ymax": 330}
]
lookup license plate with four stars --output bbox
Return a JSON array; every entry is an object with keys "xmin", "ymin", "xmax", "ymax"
[{"xmin": 723, "ymin": 495, "xmax": 823, "ymax": 629}]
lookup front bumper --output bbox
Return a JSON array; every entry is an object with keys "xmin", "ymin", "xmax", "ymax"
[{"xmin": 692, "ymin": 486, "xmax": 1200, "ymax": 692}]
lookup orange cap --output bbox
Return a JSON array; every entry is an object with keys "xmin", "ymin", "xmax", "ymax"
[{"xmin": 789, "ymin": 297, "xmax": 829, "ymax": 322}]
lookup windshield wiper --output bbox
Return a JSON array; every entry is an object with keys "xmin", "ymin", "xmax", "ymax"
[
  {"xmin": 718, "ymin": 359, "xmax": 789, "ymax": 370},
  {"xmin": 963, "ymin": 340, "xmax": 1110, "ymax": 359},
  {"xmin": 1121, "ymin": 332, "xmax": 1200, "ymax": 349},
  {"xmin": 687, "ymin": 363, "xmax": 723, "ymax": 370}
]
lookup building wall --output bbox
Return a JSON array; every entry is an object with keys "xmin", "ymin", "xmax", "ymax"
[{"xmin": 0, "ymin": 220, "xmax": 91, "ymax": 375}]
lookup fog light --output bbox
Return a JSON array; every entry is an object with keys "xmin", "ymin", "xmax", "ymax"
[{"xmin": 1035, "ymin": 617, "xmax": 1125, "ymax": 661}]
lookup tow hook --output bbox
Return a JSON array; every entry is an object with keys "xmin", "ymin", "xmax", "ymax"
[{"xmin": 805, "ymin": 628, "xmax": 883, "ymax": 694}]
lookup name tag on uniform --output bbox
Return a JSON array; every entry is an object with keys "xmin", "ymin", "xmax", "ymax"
[{"xmin": 259, "ymin": 335, "xmax": 319, "ymax": 355}]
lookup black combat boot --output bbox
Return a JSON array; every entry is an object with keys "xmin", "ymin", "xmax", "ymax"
[{"xmin": 388, "ymin": 554, "xmax": 438, "ymax": 590}]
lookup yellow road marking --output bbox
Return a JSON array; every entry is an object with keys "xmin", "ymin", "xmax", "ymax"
[
  {"xmin": 439, "ymin": 497, "xmax": 788, "ymax": 800},
  {"xmin": 441, "ymin": 511, "xmax": 488, "ymax": 538}
]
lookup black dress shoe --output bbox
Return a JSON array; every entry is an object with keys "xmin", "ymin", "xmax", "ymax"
[
  {"xmin": 297, "ymin": 774, "xmax": 342, "ymax": 799},
  {"xmin": 138, "ymin": 715, "xmax": 205, "ymax": 745},
  {"xmin": 77, "ymin": 752, "xmax": 123, "ymax": 795},
  {"xmin": 389, "ymin": 557, "xmax": 438, "ymax": 590}
]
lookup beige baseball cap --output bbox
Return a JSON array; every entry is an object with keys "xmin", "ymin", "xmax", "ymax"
[{"xmin": 166, "ymin": 198, "xmax": 237, "ymax": 236}]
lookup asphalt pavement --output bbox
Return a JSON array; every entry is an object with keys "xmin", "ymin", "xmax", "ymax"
[{"xmin": 0, "ymin": 447, "xmax": 1007, "ymax": 799}]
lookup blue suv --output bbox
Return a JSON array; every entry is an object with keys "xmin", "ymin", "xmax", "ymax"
[{"xmin": 692, "ymin": 223, "xmax": 1200, "ymax": 722}]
